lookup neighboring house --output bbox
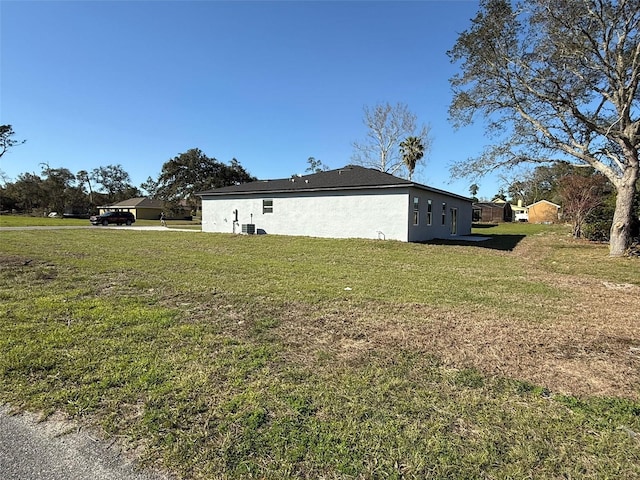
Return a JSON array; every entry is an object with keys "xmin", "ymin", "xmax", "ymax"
[
  {"xmin": 472, "ymin": 201, "xmax": 513, "ymax": 223},
  {"xmin": 526, "ymin": 200, "xmax": 561, "ymax": 224},
  {"xmin": 511, "ymin": 200, "xmax": 528, "ymax": 222},
  {"xmin": 99, "ymin": 197, "xmax": 190, "ymax": 220},
  {"xmin": 197, "ymin": 165, "xmax": 473, "ymax": 242}
]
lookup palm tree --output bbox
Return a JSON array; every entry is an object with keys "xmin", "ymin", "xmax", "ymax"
[{"xmin": 399, "ymin": 136, "xmax": 424, "ymax": 181}]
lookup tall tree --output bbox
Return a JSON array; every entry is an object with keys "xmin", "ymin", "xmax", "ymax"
[
  {"xmin": 10, "ymin": 172, "xmax": 45, "ymax": 213},
  {"xmin": 0, "ymin": 125, "xmax": 26, "ymax": 158},
  {"xmin": 399, "ymin": 136, "xmax": 425, "ymax": 181},
  {"xmin": 156, "ymin": 149, "xmax": 255, "ymax": 210},
  {"xmin": 76, "ymin": 170, "xmax": 95, "ymax": 208},
  {"xmin": 40, "ymin": 164, "xmax": 75, "ymax": 213},
  {"xmin": 352, "ymin": 102, "xmax": 432, "ymax": 176},
  {"xmin": 140, "ymin": 176, "xmax": 160, "ymax": 198},
  {"xmin": 91, "ymin": 164, "xmax": 138, "ymax": 203},
  {"xmin": 448, "ymin": 0, "xmax": 640, "ymax": 256}
]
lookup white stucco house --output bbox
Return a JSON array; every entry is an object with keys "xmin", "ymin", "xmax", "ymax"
[{"xmin": 197, "ymin": 165, "xmax": 473, "ymax": 242}]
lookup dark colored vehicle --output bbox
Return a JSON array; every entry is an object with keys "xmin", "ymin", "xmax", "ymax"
[{"xmin": 90, "ymin": 211, "xmax": 135, "ymax": 226}]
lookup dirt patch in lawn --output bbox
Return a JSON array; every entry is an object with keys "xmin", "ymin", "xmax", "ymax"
[{"xmin": 0, "ymin": 254, "xmax": 58, "ymax": 282}]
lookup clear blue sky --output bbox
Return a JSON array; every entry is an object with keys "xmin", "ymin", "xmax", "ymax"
[{"xmin": 1, "ymin": 0, "xmax": 503, "ymax": 199}]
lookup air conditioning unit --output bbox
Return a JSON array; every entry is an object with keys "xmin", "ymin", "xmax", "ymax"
[{"xmin": 241, "ymin": 224, "xmax": 255, "ymax": 235}]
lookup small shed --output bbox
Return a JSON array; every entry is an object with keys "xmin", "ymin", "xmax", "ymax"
[{"xmin": 526, "ymin": 200, "xmax": 561, "ymax": 224}]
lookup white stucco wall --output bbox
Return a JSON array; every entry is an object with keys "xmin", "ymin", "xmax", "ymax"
[
  {"xmin": 201, "ymin": 188, "xmax": 410, "ymax": 241},
  {"xmin": 201, "ymin": 187, "xmax": 472, "ymax": 242},
  {"xmin": 406, "ymin": 187, "xmax": 473, "ymax": 242}
]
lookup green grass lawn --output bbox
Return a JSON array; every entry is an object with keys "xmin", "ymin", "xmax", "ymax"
[
  {"xmin": 0, "ymin": 215, "xmax": 90, "ymax": 227},
  {"xmin": 1, "ymin": 221, "xmax": 639, "ymax": 479}
]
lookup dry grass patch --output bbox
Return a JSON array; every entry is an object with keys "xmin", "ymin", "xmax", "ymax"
[{"xmin": 271, "ymin": 296, "xmax": 640, "ymax": 400}]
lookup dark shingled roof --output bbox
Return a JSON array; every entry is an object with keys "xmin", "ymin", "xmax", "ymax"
[
  {"xmin": 101, "ymin": 197, "xmax": 164, "ymax": 208},
  {"xmin": 198, "ymin": 165, "xmax": 470, "ymax": 201}
]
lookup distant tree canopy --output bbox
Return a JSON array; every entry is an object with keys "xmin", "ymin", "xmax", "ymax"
[
  {"xmin": 155, "ymin": 148, "xmax": 255, "ymax": 209},
  {"xmin": 0, "ymin": 149, "xmax": 255, "ymax": 216},
  {"xmin": 305, "ymin": 157, "xmax": 329, "ymax": 174},
  {"xmin": 506, "ymin": 162, "xmax": 591, "ymax": 207},
  {"xmin": 39, "ymin": 164, "xmax": 77, "ymax": 214},
  {"xmin": 90, "ymin": 164, "xmax": 139, "ymax": 204},
  {"xmin": 0, "ymin": 163, "xmax": 139, "ymax": 215},
  {"xmin": 448, "ymin": 0, "xmax": 640, "ymax": 256}
]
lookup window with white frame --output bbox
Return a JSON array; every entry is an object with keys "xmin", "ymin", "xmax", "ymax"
[
  {"xmin": 427, "ymin": 200, "xmax": 432, "ymax": 225},
  {"xmin": 413, "ymin": 197, "xmax": 419, "ymax": 225},
  {"xmin": 263, "ymin": 199, "xmax": 273, "ymax": 214},
  {"xmin": 442, "ymin": 202, "xmax": 447, "ymax": 225}
]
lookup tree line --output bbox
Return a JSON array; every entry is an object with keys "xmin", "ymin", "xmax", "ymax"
[{"xmin": 0, "ymin": 145, "xmax": 255, "ymax": 217}]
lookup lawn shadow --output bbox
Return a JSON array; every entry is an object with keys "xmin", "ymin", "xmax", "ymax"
[{"xmin": 426, "ymin": 234, "xmax": 526, "ymax": 251}]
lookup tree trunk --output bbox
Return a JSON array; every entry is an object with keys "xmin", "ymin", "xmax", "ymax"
[
  {"xmin": 573, "ymin": 217, "xmax": 582, "ymax": 239},
  {"xmin": 609, "ymin": 174, "xmax": 637, "ymax": 257}
]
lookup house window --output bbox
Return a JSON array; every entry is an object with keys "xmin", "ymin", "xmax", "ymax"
[
  {"xmin": 413, "ymin": 197, "xmax": 419, "ymax": 225},
  {"xmin": 427, "ymin": 200, "xmax": 432, "ymax": 226},
  {"xmin": 442, "ymin": 202, "xmax": 447, "ymax": 225},
  {"xmin": 263, "ymin": 199, "xmax": 273, "ymax": 214}
]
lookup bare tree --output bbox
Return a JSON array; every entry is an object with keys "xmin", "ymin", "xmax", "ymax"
[
  {"xmin": 448, "ymin": 0, "xmax": 640, "ymax": 256},
  {"xmin": 558, "ymin": 173, "xmax": 610, "ymax": 238},
  {"xmin": 352, "ymin": 102, "xmax": 432, "ymax": 177}
]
